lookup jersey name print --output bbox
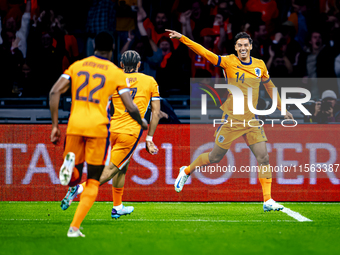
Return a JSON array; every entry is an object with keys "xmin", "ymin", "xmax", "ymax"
[
  {"xmin": 111, "ymin": 72, "xmax": 160, "ymax": 137},
  {"xmin": 63, "ymin": 55, "xmax": 128, "ymax": 138}
]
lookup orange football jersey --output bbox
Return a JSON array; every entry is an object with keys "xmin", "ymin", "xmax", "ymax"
[
  {"xmin": 219, "ymin": 54, "xmax": 277, "ymax": 121},
  {"xmin": 110, "ymin": 72, "xmax": 160, "ymax": 137},
  {"xmin": 63, "ymin": 55, "xmax": 128, "ymax": 138},
  {"xmin": 179, "ymin": 35, "xmax": 282, "ymax": 121}
]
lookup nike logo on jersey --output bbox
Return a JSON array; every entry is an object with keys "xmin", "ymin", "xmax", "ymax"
[{"xmin": 237, "ymin": 66, "xmax": 242, "ymax": 68}]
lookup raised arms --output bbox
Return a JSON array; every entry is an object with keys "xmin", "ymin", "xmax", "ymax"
[{"xmin": 165, "ymin": 29, "xmax": 221, "ymax": 66}]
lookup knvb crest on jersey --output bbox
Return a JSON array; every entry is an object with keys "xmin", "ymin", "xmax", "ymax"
[{"xmin": 255, "ymin": 68, "xmax": 261, "ymax": 78}]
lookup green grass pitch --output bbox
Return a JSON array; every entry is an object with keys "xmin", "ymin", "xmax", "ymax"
[{"xmin": 1, "ymin": 202, "xmax": 340, "ymax": 255}]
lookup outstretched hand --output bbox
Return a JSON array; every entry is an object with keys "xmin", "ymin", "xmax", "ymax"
[
  {"xmin": 165, "ymin": 29, "xmax": 182, "ymax": 39},
  {"xmin": 146, "ymin": 141, "xmax": 159, "ymax": 155}
]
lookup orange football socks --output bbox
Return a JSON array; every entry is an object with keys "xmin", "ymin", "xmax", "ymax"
[
  {"xmin": 70, "ymin": 179, "xmax": 100, "ymax": 229},
  {"xmin": 113, "ymin": 187, "xmax": 124, "ymax": 206},
  {"xmin": 259, "ymin": 178, "xmax": 272, "ymax": 202},
  {"xmin": 184, "ymin": 153, "xmax": 210, "ymax": 175},
  {"xmin": 258, "ymin": 164, "xmax": 272, "ymax": 202}
]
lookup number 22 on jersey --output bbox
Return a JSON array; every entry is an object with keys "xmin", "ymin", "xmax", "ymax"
[{"xmin": 76, "ymin": 71, "xmax": 106, "ymax": 104}]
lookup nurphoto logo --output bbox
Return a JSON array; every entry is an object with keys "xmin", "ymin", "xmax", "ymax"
[{"xmin": 201, "ymin": 84, "xmax": 312, "ymax": 128}]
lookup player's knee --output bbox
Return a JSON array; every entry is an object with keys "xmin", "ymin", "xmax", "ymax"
[
  {"xmin": 108, "ymin": 163, "xmax": 120, "ymax": 177},
  {"xmin": 257, "ymin": 154, "xmax": 269, "ymax": 165},
  {"xmin": 88, "ymin": 165, "xmax": 105, "ymax": 181},
  {"xmin": 120, "ymin": 160, "xmax": 130, "ymax": 174},
  {"xmin": 120, "ymin": 166, "xmax": 128, "ymax": 174}
]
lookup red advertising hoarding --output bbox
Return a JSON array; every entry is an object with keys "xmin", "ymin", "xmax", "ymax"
[{"xmin": 0, "ymin": 124, "xmax": 339, "ymax": 201}]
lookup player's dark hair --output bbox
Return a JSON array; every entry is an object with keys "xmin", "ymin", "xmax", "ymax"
[
  {"xmin": 121, "ymin": 50, "xmax": 141, "ymax": 73},
  {"xmin": 234, "ymin": 32, "xmax": 253, "ymax": 45},
  {"xmin": 94, "ymin": 31, "xmax": 114, "ymax": 52}
]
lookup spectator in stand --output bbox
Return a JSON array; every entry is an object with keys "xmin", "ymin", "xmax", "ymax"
[
  {"xmin": 0, "ymin": 0, "xmax": 31, "ymax": 58},
  {"xmin": 156, "ymin": 35, "xmax": 191, "ymax": 96},
  {"xmin": 50, "ymin": 14, "xmax": 79, "ymax": 71},
  {"xmin": 313, "ymin": 90, "xmax": 340, "ymax": 123},
  {"xmin": 116, "ymin": 0, "xmax": 137, "ymax": 48},
  {"xmin": 266, "ymin": 35, "xmax": 293, "ymax": 79},
  {"xmin": 0, "ymin": 28, "xmax": 23, "ymax": 97},
  {"xmin": 187, "ymin": 0, "xmax": 214, "ymax": 41},
  {"xmin": 208, "ymin": 0, "xmax": 243, "ymax": 15},
  {"xmin": 2, "ymin": 2, "xmax": 23, "ymax": 32},
  {"xmin": 211, "ymin": 0, "xmax": 243, "ymax": 40},
  {"xmin": 180, "ymin": 11, "xmax": 225, "ymax": 78},
  {"xmin": 139, "ymin": 0, "xmax": 180, "ymax": 49},
  {"xmin": 319, "ymin": 0, "xmax": 339, "ymax": 15},
  {"xmin": 324, "ymin": 13, "xmax": 340, "ymax": 94},
  {"xmin": 119, "ymin": 2, "xmax": 162, "ymax": 79},
  {"xmin": 158, "ymin": 36, "xmax": 173, "ymax": 60},
  {"xmin": 288, "ymin": 0, "xmax": 308, "ymax": 48},
  {"xmin": 250, "ymin": 19, "xmax": 270, "ymax": 63},
  {"xmin": 276, "ymin": 0, "xmax": 294, "ymax": 23},
  {"xmin": 27, "ymin": 28, "xmax": 65, "ymax": 97},
  {"xmin": 16, "ymin": 62, "xmax": 34, "ymax": 97},
  {"xmin": 245, "ymin": 0, "xmax": 279, "ymax": 34},
  {"xmin": 266, "ymin": 21, "xmax": 302, "ymax": 79},
  {"xmin": 297, "ymin": 30, "xmax": 337, "ymax": 99},
  {"xmin": 279, "ymin": 21, "xmax": 302, "ymax": 68},
  {"xmin": 86, "ymin": 0, "xmax": 116, "ymax": 57}
]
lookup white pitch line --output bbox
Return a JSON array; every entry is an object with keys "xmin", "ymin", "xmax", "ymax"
[
  {"xmin": 0, "ymin": 218, "xmax": 296, "ymax": 223},
  {"xmin": 281, "ymin": 208, "xmax": 312, "ymax": 222}
]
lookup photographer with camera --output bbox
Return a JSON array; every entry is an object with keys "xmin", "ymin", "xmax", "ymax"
[{"xmin": 313, "ymin": 90, "xmax": 340, "ymax": 123}]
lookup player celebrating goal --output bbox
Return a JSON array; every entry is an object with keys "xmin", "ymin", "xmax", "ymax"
[
  {"xmin": 166, "ymin": 29, "xmax": 294, "ymax": 212},
  {"xmin": 60, "ymin": 50, "xmax": 162, "ymax": 219},
  {"xmin": 50, "ymin": 33, "xmax": 148, "ymax": 237}
]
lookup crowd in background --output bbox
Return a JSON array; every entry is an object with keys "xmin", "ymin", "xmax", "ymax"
[{"xmin": 1, "ymin": 0, "xmax": 340, "ymax": 122}]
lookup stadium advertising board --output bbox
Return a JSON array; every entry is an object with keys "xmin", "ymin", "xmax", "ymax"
[{"xmin": 0, "ymin": 124, "xmax": 339, "ymax": 201}]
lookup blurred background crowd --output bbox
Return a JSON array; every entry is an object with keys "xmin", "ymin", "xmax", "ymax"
[{"xmin": 1, "ymin": 0, "xmax": 340, "ymax": 122}]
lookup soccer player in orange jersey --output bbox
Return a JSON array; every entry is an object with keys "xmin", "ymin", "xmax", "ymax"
[
  {"xmin": 60, "ymin": 50, "xmax": 162, "ymax": 218},
  {"xmin": 49, "ymin": 33, "xmax": 148, "ymax": 237},
  {"xmin": 166, "ymin": 29, "xmax": 294, "ymax": 212}
]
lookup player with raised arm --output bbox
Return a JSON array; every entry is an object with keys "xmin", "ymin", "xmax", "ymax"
[
  {"xmin": 60, "ymin": 50, "xmax": 162, "ymax": 219},
  {"xmin": 50, "ymin": 33, "xmax": 148, "ymax": 237},
  {"xmin": 166, "ymin": 29, "xmax": 294, "ymax": 212}
]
